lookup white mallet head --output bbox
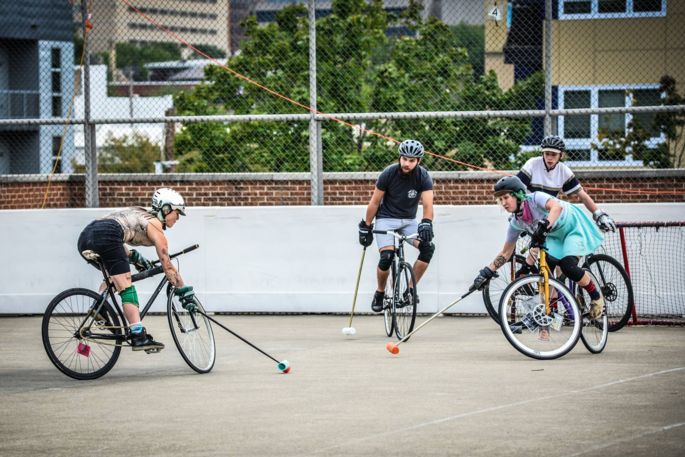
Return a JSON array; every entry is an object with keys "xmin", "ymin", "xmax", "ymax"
[{"xmin": 341, "ymin": 327, "xmax": 356, "ymax": 336}]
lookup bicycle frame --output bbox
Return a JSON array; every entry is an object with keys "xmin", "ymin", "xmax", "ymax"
[{"xmin": 78, "ymin": 245, "xmax": 198, "ymax": 345}]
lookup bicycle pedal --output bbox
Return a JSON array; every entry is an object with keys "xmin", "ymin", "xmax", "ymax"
[{"xmin": 144, "ymin": 347, "xmax": 163, "ymax": 354}]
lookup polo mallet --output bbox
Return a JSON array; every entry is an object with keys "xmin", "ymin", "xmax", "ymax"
[
  {"xmin": 197, "ymin": 311, "xmax": 290, "ymax": 373},
  {"xmin": 342, "ymin": 246, "xmax": 367, "ymax": 336},
  {"xmin": 386, "ymin": 286, "xmax": 478, "ymax": 355}
]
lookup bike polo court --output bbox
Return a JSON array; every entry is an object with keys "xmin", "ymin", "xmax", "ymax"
[{"xmin": 1, "ymin": 314, "xmax": 683, "ymax": 457}]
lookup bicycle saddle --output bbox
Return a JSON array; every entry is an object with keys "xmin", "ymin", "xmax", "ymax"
[{"xmin": 81, "ymin": 250, "xmax": 100, "ymax": 261}]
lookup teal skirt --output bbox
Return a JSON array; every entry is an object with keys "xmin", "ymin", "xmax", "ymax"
[{"xmin": 546, "ymin": 204, "xmax": 603, "ymax": 258}]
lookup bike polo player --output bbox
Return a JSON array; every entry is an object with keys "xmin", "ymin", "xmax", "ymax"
[
  {"xmin": 470, "ymin": 176, "xmax": 606, "ymax": 320},
  {"xmin": 517, "ymin": 135, "xmax": 616, "ymax": 233},
  {"xmin": 77, "ymin": 188, "xmax": 198, "ymax": 351},
  {"xmin": 358, "ymin": 139, "xmax": 436, "ymax": 312}
]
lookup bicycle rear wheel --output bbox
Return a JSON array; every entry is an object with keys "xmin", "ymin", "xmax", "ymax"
[
  {"xmin": 383, "ymin": 265, "xmax": 396, "ymax": 337},
  {"xmin": 42, "ymin": 288, "xmax": 122, "ymax": 380},
  {"xmin": 394, "ymin": 262, "xmax": 418, "ymax": 340},
  {"xmin": 586, "ymin": 254, "xmax": 634, "ymax": 332},
  {"xmin": 576, "ymin": 270, "xmax": 609, "ymax": 354},
  {"xmin": 499, "ymin": 276, "xmax": 581, "ymax": 360},
  {"xmin": 167, "ymin": 291, "xmax": 216, "ymax": 373}
]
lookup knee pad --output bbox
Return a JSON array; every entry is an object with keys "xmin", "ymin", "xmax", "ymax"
[
  {"xmin": 417, "ymin": 241, "xmax": 435, "ymax": 263},
  {"xmin": 378, "ymin": 250, "xmax": 395, "ymax": 271},
  {"xmin": 558, "ymin": 256, "xmax": 584, "ymax": 282},
  {"xmin": 119, "ymin": 285, "xmax": 139, "ymax": 307}
]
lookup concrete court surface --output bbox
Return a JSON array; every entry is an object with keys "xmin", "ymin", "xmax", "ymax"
[{"xmin": 0, "ymin": 315, "xmax": 683, "ymax": 457}]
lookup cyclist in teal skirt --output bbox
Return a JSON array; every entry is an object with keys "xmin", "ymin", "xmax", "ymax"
[{"xmin": 470, "ymin": 176, "xmax": 605, "ymax": 319}]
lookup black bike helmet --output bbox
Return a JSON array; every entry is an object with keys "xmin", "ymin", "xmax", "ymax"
[
  {"xmin": 540, "ymin": 135, "xmax": 566, "ymax": 153},
  {"xmin": 493, "ymin": 176, "xmax": 528, "ymax": 200},
  {"xmin": 398, "ymin": 139, "xmax": 424, "ymax": 158}
]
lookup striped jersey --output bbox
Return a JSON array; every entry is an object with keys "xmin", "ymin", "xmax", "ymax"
[{"xmin": 516, "ymin": 156, "xmax": 581, "ymax": 197}]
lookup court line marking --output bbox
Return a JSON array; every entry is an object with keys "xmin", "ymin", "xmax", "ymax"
[
  {"xmin": 310, "ymin": 366, "xmax": 685, "ymax": 454},
  {"xmin": 562, "ymin": 421, "xmax": 685, "ymax": 457}
]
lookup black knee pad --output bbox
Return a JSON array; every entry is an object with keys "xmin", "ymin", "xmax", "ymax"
[
  {"xmin": 417, "ymin": 241, "xmax": 435, "ymax": 263},
  {"xmin": 378, "ymin": 250, "xmax": 395, "ymax": 271},
  {"xmin": 558, "ymin": 256, "xmax": 584, "ymax": 282}
]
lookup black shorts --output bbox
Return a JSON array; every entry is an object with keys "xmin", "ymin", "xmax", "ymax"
[{"xmin": 77, "ymin": 219, "xmax": 129, "ymax": 276}]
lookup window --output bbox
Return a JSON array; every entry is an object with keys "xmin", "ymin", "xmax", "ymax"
[
  {"xmin": 51, "ymin": 48, "xmax": 61, "ymax": 68},
  {"xmin": 563, "ymin": 90, "xmax": 591, "ymax": 138},
  {"xmin": 52, "ymin": 136, "xmax": 63, "ymax": 173},
  {"xmin": 598, "ymin": 90, "xmax": 625, "ymax": 136},
  {"xmin": 558, "ymin": 84, "xmax": 664, "ymax": 165},
  {"xmin": 559, "ymin": 0, "xmax": 665, "ymax": 18},
  {"xmin": 51, "ymin": 96, "xmax": 62, "ymax": 117}
]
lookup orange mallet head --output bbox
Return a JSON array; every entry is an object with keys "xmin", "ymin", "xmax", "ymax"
[{"xmin": 386, "ymin": 342, "xmax": 400, "ymax": 355}]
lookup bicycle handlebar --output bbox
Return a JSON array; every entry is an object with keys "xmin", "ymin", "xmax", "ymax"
[
  {"xmin": 132, "ymin": 244, "xmax": 199, "ymax": 282},
  {"xmin": 372, "ymin": 230, "xmax": 418, "ymax": 241}
]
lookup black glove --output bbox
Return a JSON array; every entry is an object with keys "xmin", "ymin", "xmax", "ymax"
[
  {"xmin": 128, "ymin": 249, "xmax": 152, "ymax": 272},
  {"xmin": 358, "ymin": 220, "xmax": 373, "ymax": 247},
  {"xmin": 174, "ymin": 286, "xmax": 197, "ymax": 313},
  {"xmin": 531, "ymin": 219, "xmax": 550, "ymax": 248},
  {"xmin": 471, "ymin": 266, "xmax": 496, "ymax": 291},
  {"xmin": 417, "ymin": 218, "xmax": 434, "ymax": 243}
]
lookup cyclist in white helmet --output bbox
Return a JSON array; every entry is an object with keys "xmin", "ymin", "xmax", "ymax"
[
  {"xmin": 517, "ymin": 135, "xmax": 616, "ymax": 233},
  {"xmin": 358, "ymin": 139, "xmax": 435, "ymax": 312},
  {"xmin": 77, "ymin": 188, "xmax": 196, "ymax": 351}
]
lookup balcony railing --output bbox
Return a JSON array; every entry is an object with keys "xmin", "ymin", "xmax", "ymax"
[{"xmin": 0, "ymin": 90, "xmax": 40, "ymax": 119}]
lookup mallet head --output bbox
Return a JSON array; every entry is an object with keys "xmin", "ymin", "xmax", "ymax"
[
  {"xmin": 342, "ymin": 327, "xmax": 356, "ymax": 336},
  {"xmin": 386, "ymin": 342, "xmax": 400, "ymax": 355}
]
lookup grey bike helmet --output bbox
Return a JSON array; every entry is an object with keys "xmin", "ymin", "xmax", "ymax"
[
  {"xmin": 398, "ymin": 139, "xmax": 425, "ymax": 158},
  {"xmin": 540, "ymin": 135, "xmax": 566, "ymax": 154},
  {"xmin": 493, "ymin": 176, "xmax": 528, "ymax": 200}
]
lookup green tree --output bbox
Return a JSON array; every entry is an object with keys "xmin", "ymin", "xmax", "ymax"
[
  {"xmin": 174, "ymin": 0, "xmax": 541, "ymax": 173},
  {"xmin": 116, "ymin": 42, "xmax": 182, "ymax": 80},
  {"xmin": 72, "ymin": 132, "xmax": 161, "ymax": 173}
]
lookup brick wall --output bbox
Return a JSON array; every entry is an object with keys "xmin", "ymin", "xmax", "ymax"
[{"xmin": 1, "ymin": 170, "xmax": 684, "ymax": 209}]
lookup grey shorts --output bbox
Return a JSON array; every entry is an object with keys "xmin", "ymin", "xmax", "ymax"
[{"xmin": 375, "ymin": 218, "xmax": 419, "ymax": 250}]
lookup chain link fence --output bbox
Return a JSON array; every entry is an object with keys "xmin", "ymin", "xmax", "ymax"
[{"xmin": 0, "ymin": 0, "xmax": 684, "ymax": 208}]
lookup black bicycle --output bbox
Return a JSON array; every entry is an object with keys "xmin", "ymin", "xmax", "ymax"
[
  {"xmin": 483, "ymin": 236, "xmax": 634, "ymax": 332},
  {"xmin": 41, "ymin": 244, "xmax": 216, "ymax": 380},
  {"xmin": 372, "ymin": 229, "xmax": 419, "ymax": 340}
]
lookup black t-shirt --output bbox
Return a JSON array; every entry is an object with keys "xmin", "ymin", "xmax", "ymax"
[{"xmin": 376, "ymin": 163, "xmax": 433, "ymax": 219}]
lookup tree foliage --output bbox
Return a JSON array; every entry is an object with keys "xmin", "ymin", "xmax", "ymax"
[{"xmin": 174, "ymin": 0, "xmax": 542, "ymax": 173}]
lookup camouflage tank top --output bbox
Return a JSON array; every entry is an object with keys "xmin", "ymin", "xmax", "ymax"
[{"xmin": 102, "ymin": 207, "xmax": 157, "ymax": 246}]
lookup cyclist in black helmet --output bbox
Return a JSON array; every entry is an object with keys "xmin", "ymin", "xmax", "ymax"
[
  {"xmin": 517, "ymin": 135, "xmax": 616, "ymax": 233},
  {"xmin": 358, "ymin": 139, "xmax": 435, "ymax": 313}
]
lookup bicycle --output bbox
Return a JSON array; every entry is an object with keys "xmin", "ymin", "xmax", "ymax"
[
  {"xmin": 41, "ymin": 244, "xmax": 216, "ymax": 380},
  {"xmin": 372, "ymin": 229, "xmax": 419, "ymax": 340},
  {"xmin": 483, "ymin": 235, "xmax": 633, "ymax": 332},
  {"xmin": 498, "ymin": 242, "xmax": 583, "ymax": 360}
]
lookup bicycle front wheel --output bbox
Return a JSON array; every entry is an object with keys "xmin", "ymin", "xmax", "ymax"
[
  {"xmin": 394, "ymin": 262, "xmax": 418, "ymax": 340},
  {"xmin": 482, "ymin": 255, "xmax": 523, "ymax": 324},
  {"xmin": 167, "ymin": 292, "xmax": 216, "ymax": 373},
  {"xmin": 586, "ymin": 254, "xmax": 634, "ymax": 332},
  {"xmin": 42, "ymin": 288, "xmax": 122, "ymax": 380},
  {"xmin": 577, "ymin": 269, "xmax": 609, "ymax": 354},
  {"xmin": 499, "ymin": 276, "xmax": 581, "ymax": 360}
]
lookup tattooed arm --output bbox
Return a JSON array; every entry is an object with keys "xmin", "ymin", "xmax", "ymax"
[
  {"xmin": 487, "ymin": 240, "xmax": 516, "ymax": 272},
  {"xmin": 147, "ymin": 219, "xmax": 185, "ymax": 288}
]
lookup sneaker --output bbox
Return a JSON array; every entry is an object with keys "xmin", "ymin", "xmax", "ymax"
[
  {"xmin": 589, "ymin": 296, "xmax": 605, "ymax": 320},
  {"xmin": 371, "ymin": 291, "xmax": 385, "ymax": 313},
  {"xmin": 130, "ymin": 329, "xmax": 165, "ymax": 352}
]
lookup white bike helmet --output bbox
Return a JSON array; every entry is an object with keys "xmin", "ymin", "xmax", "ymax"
[{"xmin": 151, "ymin": 188, "xmax": 186, "ymax": 221}]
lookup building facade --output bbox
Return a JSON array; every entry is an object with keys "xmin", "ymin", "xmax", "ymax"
[
  {"xmin": 0, "ymin": 1, "xmax": 75, "ymax": 174},
  {"xmin": 86, "ymin": 0, "xmax": 230, "ymax": 57},
  {"xmin": 485, "ymin": 0, "xmax": 683, "ymax": 166}
]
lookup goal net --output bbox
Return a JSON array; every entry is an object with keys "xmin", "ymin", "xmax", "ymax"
[{"xmin": 599, "ymin": 222, "xmax": 685, "ymax": 325}]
